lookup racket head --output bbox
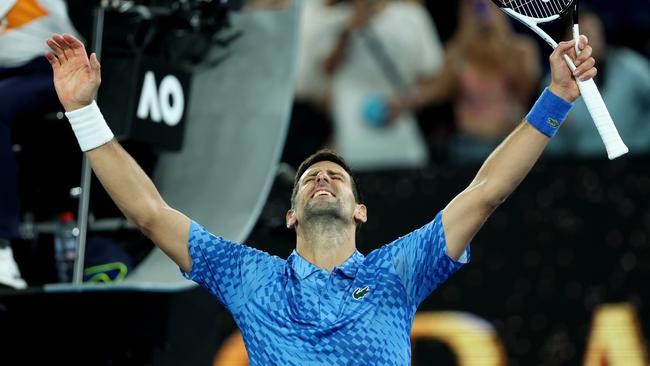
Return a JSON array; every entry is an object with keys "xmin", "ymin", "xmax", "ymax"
[{"xmin": 489, "ymin": 0, "xmax": 577, "ymax": 22}]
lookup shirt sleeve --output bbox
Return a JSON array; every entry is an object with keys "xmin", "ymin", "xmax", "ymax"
[
  {"xmin": 383, "ymin": 211, "xmax": 470, "ymax": 307},
  {"xmin": 181, "ymin": 220, "xmax": 281, "ymax": 311}
]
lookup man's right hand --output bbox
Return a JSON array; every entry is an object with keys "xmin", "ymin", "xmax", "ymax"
[{"xmin": 45, "ymin": 33, "xmax": 101, "ymax": 112}]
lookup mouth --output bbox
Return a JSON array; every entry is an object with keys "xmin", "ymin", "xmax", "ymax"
[{"xmin": 311, "ymin": 189, "xmax": 335, "ymax": 199}]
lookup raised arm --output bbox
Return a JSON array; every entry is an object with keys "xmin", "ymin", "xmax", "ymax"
[
  {"xmin": 442, "ymin": 36, "xmax": 596, "ymax": 259},
  {"xmin": 322, "ymin": 0, "xmax": 377, "ymax": 75},
  {"xmin": 45, "ymin": 34, "xmax": 192, "ymax": 273}
]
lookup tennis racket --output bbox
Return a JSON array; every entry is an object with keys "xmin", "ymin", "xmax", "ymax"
[{"xmin": 489, "ymin": 0, "xmax": 628, "ymax": 159}]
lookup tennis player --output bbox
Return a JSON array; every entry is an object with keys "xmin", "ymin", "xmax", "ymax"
[{"xmin": 45, "ymin": 32, "xmax": 596, "ymax": 364}]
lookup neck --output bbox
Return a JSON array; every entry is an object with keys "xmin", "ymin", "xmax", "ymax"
[{"xmin": 295, "ymin": 219, "xmax": 356, "ymax": 272}]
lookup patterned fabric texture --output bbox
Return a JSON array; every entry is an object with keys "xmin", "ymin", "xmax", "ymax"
[{"xmin": 182, "ymin": 211, "xmax": 469, "ymax": 365}]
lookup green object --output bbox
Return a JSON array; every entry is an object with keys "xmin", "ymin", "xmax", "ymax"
[{"xmin": 83, "ymin": 262, "xmax": 128, "ymax": 283}]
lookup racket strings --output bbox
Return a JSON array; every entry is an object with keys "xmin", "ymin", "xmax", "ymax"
[
  {"xmin": 511, "ymin": 0, "xmax": 557, "ymax": 18},
  {"xmin": 504, "ymin": 0, "xmax": 571, "ymax": 19}
]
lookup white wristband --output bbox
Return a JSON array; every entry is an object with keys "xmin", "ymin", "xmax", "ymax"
[{"xmin": 65, "ymin": 101, "xmax": 114, "ymax": 152}]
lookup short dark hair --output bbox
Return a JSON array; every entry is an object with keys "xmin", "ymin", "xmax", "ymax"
[{"xmin": 290, "ymin": 149, "xmax": 361, "ymax": 208}]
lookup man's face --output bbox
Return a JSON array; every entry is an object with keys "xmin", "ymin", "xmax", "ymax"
[{"xmin": 288, "ymin": 161, "xmax": 366, "ymax": 229}]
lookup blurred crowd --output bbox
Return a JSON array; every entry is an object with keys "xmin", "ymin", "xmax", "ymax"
[{"xmin": 282, "ymin": 0, "xmax": 650, "ymax": 170}]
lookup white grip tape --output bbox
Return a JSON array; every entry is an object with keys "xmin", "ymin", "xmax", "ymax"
[
  {"xmin": 65, "ymin": 101, "xmax": 114, "ymax": 152},
  {"xmin": 562, "ymin": 54, "xmax": 629, "ymax": 160},
  {"xmin": 576, "ymin": 78, "xmax": 629, "ymax": 159},
  {"xmin": 573, "ymin": 24, "xmax": 581, "ymax": 55}
]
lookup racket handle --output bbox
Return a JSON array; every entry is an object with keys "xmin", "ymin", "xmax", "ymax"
[
  {"xmin": 576, "ymin": 77, "xmax": 629, "ymax": 159},
  {"xmin": 573, "ymin": 24, "xmax": 581, "ymax": 55}
]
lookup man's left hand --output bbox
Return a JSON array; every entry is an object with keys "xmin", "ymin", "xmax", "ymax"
[{"xmin": 549, "ymin": 34, "xmax": 597, "ymax": 103}]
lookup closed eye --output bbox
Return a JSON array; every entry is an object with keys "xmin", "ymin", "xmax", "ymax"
[{"xmin": 328, "ymin": 170, "xmax": 345, "ymax": 181}]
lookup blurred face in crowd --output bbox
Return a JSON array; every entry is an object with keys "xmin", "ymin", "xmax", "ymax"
[
  {"xmin": 579, "ymin": 13, "xmax": 605, "ymax": 60},
  {"xmin": 462, "ymin": 0, "xmax": 508, "ymax": 31},
  {"xmin": 288, "ymin": 161, "xmax": 366, "ymax": 230}
]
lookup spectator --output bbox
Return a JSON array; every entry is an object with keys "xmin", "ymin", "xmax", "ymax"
[
  {"xmin": 282, "ymin": 0, "xmax": 337, "ymax": 169},
  {"xmin": 545, "ymin": 8, "xmax": 650, "ymax": 158},
  {"xmin": 426, "ymin": 0, "xmax": 540, "ymax": 163},
  {"xmin": 0, "ymin": 0, "xmax": 81, "ymax": 288},
  {"xmin": 296, "ymin": 0, "xmax": 445, "ymax": 171}
]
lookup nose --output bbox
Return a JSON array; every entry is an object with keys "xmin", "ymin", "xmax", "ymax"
[{"xmin": 315, "ymin": 171, "xmax": 330, "ymax": 184}]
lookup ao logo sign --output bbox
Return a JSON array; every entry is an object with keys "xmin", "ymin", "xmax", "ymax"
[{"xmin": 136, "ymin": 71, "xmax": 184, "ymax": 126}]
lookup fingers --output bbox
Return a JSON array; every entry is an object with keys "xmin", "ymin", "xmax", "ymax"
[
  {"xmin": 576, "ymin": 66, "xmax": 597, "ymax": 81},
  {"xmin": 89, "ymin": 52, "xmax": 101, "ymax": 71},
  {"xmin": 46, "ymin": 37, "xmax": 67, "ymax": 62},
  {"xmin": 577, "ymin": 34, "xmax": 589, "ymax": 52},
  {"xmin": 48, "ymin": 33, "xmax": 85, "ymax": 59},
  {"xmin": 44, "ymin": 51, "xmax": 60, "ymax": 70},
  {"xmin": 554, "ymin": 39, "xmax": 576, "ymax": 56},
  {"xmin": 574, "ymin": 45, "xmax": 592, "ymax": 65},
  {"xmin": 573, "ymin": 35, "xmax": 596, "ymax": 81},
  {"xmin": 52, "ymin": 34, "xmax": 76, "ymax": 56},
  {"xmin": 573, "ymin": 43, "xmax": 594, "ymax": 79},
  {"xmin": 552, "ymin": 36, "xmax": 597, "ymax": 81},
  {"xmin": 89, "ymin": 53, "xmax": 102, "ymax": 82},
  {"xmin": 62, "ymin": 33, "xmax": 85, "ymax": 54},
  {"xmin": 551, "ymin": 39, "xmax": 575, "ymax": 64},
  {"xmin": 46, "ymin": 33, "xmax": 90, "ymax": 68},
  {"xmin": 574, "ymin": 56, "xmax": 595, "ymax": 81}
]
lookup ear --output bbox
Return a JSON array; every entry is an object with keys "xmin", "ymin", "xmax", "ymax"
[
  {"xmin": 286, "ymin": 209, "xmax": 298, "ymax": 229},
  {"xmin": 353, "ymin": 204, "xmax": 367, "ymax": 224}
]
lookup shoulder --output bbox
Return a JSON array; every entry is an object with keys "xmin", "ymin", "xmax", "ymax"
[
  {"xmin": 366, "ymin": 213, "xmax": 445, "ymax": 261},
  {"xmin": 365, "ymin": 244, "xmax": 395, "ymax": 268},
  {"xmin": 190, "ymin": 221, "xmax": 284, "ymax": 267}
]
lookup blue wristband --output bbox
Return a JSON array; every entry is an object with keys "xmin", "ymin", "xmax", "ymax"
[{"xmin": 525, "ymin": 88, "xmax": 573, "ymax": 138}]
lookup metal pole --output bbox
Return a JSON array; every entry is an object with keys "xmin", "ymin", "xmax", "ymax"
[{"xmin": 72, "ymin": 5, "xmax": 105, "ymax": 285}]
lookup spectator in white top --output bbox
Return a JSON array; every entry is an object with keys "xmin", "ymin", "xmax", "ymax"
[
  {"xmin": 295, "ymin": 0, "xmax": 444, "ymax": 171},
  {"xmin": 0, "ymin": 0, "xmax": 81, "ymax": 288}
]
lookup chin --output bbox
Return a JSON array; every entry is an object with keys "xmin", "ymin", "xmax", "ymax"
[{"xmin": 304, "ymin": 202, "xmax": 347, "ymax": 222}]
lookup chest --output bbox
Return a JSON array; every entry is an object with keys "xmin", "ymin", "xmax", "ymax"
[
  {"xmin": 245, "ymin": 266, "xmax": 409, "ymax": 329},
  {"xmin": 458, "ymin": 65, "xmax": 512, "ymax": 98}
]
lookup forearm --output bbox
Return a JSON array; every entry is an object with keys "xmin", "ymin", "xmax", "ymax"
[
  {"xmin": 404, "ymin": 63, "xmax": 457, "ymax": 110},
  {"xmin": 473, "ymin": 84, "xmax": 574, "ymax": 206},
  {"xmin": 63, "ymin": 101, "xmax": 165, "ymax": 228},
  {"xmin": 399, "ymin": 78, "xmax": 438, "ymax": 111},
  {"xmin": 87, "ymin": 139, "xmax": 191, "ymax": 271},
  {"xmin": 387, "ymin": 74, "xmax": 454, "ymax": 119},
  {"xmin": 322, "ymin": 29, "xmax": 351, "ymax": 75},
  {"xmin": 442, "ymin": 119, "xmax": 550, "ymax": 260},
  {"xmin": 87, "ymin": 139, "xmax": 167, "ymax": 229},
  {"xmin": 472, "ymin": 122, "xmax": 548, "ymax": 207}
]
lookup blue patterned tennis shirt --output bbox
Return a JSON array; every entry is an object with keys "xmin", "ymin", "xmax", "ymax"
[{"xmin": 182, "ymin": 211, "xmax": 469, "ymax": 365}]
